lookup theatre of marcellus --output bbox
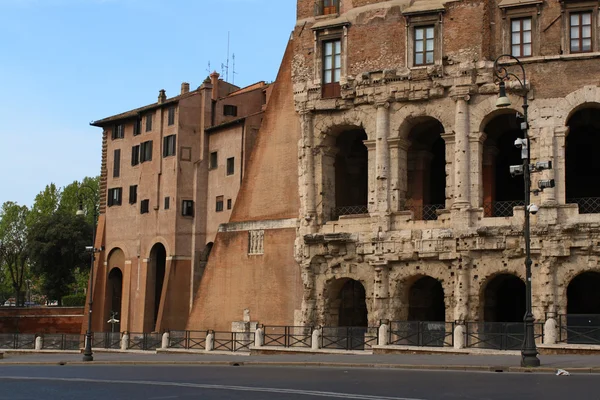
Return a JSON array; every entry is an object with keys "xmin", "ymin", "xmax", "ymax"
[{"xmin": 89, "ymin": 0, "xmax": 600, "ymax": 338}]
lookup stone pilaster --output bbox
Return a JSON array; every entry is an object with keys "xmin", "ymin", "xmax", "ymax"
[
  {"xmin": 470, "ymin": 132, "xmax": 486, "ymax": 209},
  {"xmin": 452, "ymin": 95, "xmax": 471, "ymax": 209},
  {"xmin": 372, "ymin": 261, "xmax": 390, "ymax": 323},
  {"xmin": 553, "ymin": 126, "xmax": 568, "ymax": 205},
  {"xmin": 388, "ymin": 137, "xmax": 410, "ymax": 212},
  {"xmin": 453, "ymin": 257, "xmax": 471, "ymax": 321},
  {"xmin": 300, "ymin": 111, "xmax": 317, "ymax": 230},
  {"xmin": 375, "ymin": 102, "xmax": 391, "ymax": 215}
]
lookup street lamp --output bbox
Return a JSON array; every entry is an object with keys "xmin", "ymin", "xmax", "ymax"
[
  {"xmin": 493, "ymin": 54, "xmax": 542, "ymax": 368},
  {"xmin": 76, "ymin": 184, "xmax": 99, "ymax": 362}
]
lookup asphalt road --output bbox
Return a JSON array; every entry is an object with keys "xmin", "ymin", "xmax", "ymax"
[{"xmin": 0, "ymin": 365, "xmax": 598, "ymax": 400}]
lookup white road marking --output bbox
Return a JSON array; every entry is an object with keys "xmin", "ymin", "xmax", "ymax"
[{"xmin": 0, "ymin": 376, "xmax": 427, "ymax": 400}]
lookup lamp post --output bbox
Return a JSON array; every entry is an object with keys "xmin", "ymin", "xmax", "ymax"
[
  {"xmin": 76, "ymin": 184, "xmax": 99, "ymax": 362},
  {"xmin": 493, "ymin": 54, "xmax": 541, "ymax": 368}
]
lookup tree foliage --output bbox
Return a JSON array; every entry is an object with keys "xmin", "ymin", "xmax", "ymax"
[
  {"xmin": 0, "ymin": 202, "xmax": 30, "ymax": 306},
  {"xmin": 59, "ymin": 176, "xmax": 100, "ymax": 227}
]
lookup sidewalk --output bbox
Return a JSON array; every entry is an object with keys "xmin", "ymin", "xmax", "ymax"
[{"xmin": 1, "ymin": 350, "xmax": 600, "ymax": 373}]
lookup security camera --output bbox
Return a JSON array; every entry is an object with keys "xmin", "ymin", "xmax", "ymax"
[
  {"xmin": 538, "ymin": 179, "xmax": 556, "ymax": 190},
  {"xmin": 535, "ymin": 161, "xmax": 552, "ymax": 171},
  {"xmin": 514, "ymin": 138, "xmax": 528, "ymax": 149},
  {"xmin": 510, "ymin": 165, "xmax": 524, "ymax": 177},
  {"xmin": 527, "ymin": 204, "xmax": 539, "ymax": 215},
  {"xmin": 85, "ymin": 246, "xmax": 94, "ymax": 252}
]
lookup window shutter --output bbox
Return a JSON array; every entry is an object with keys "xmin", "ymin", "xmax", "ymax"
[
  {"xmin": 113, "ymin": 149, "xmax": 121, "ymax": 178},
  {"xmin": 163, "ymin": 136, "xmax": 168, "ymax": 158},
  {"xmin": 148, "ymin": 141, "xmax": 153, "ymax": 161}
]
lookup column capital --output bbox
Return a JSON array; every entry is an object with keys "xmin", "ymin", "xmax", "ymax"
[
  {"xmin": 388, "ymin": 137, "xmax": 411, "ymax": 150},
  {"xmin": 470, "ymin": 131, "xmax": 487, "ymax": 144},
  {"xmin": 440, "ymin": 132, "xmax": 456, "ymax": 144},
  {"xmin": 375, "ymin": 101, "xmax": 391, "ymax": 109},
  {"xmin": 554, "ymin": 126, "xmax": 569, "ymax": 138}
]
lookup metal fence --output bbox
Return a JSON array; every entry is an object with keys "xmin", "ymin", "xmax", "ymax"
[
  {"xmin": 484, "ymin": 200, "xmax": 526, "ymax": 217},
  {"xmin": 212, "ymin": 331, "xmax": 254, "ymax": 352},
  {"xmin": 321, "ymin": 326, "xmax": 378, "ymax": 350},
  {"xmin": 332, "ymin": 205, "xmax": 369, "ymax": 220},
  {"xmin": 0, "ymin": 333, "xmax": 36, "ymax": 349},
  {"xmin": 93, "ymin": 332, "xmax": 121, "ymax": 349},
  {"xmin": 42, "ymin": 334, "xmax": 83, "ymax": 350},
  {"xmin": 263, "ymin": 326, "xmax": 312, "ymax": 348},
  {"xmin": 405, "ymin": 204, "xmax": 445, "ymax": 221},
  {"xmin": 558, "ymin": 314, "xmax": 600, "ymax": 344},
  {"xmin": 567, "ymin": 198, "xmax": 600, "ymax": 214},
  {"xmin": 464, "ymin": 322, "xmax": 544, "ymax": 350},
  {"xmin": 389, "ymin": 321, "xmax": 454, "ymax": 347},
  {"xmin": 168, "ymin": 330, "xmax": 207, "ymax": 350},
  {"xmin": 128, "ymin": 332, "xmax": 162, "ymax": 351}
]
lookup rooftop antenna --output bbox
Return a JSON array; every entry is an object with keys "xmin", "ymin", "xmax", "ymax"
[
  {"xmin": 232, "ymin": 53, "xmax": 238, "ymax": 85},
  {"xmin": 221, "ymin": 31, "xmax": 231, "ymax": 82},
  {"xmin": 206, "ymin": 61, "xmax": 211, "ymax": 75}
]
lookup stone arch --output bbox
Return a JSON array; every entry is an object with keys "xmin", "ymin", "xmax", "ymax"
[
  {"xmin": 392, "ymin": 102, "xmax": 454, "ymax": 139},
  {"xmin": 471, "ymin": 93, "xmax": 528, "ymax": 134},
  {"xmin": 313, "ymin": 106, "xmax": 376, "ymax": 142},
  {"xmin": 106, "ymin": 267, "xmax": 123, "ymax": 333},
  {"xmin": 105, "ymin": 248, "xmax": 125, "ymax": 332},
  {"xmin": 407, "ymin": 275, "xmax": 445, "ymax": 322},
  {"xmin": 148, "ymin": 242, "xmax": 167, "ymax": 332},
  {"xmin": 323, "ymin": 277, "xmax": 368, "ymax": 327},
  {"xmin": 105, "ymin": 244, "xmax": 130, "ymax": 263},
  {"xmin": 567, "ymin": 270, "xmax": 600, "ymax": 315},
  {"xmin": 559, "ymin": 86, "xmax": 600, "ymax": 127},
  {"xmin": 480, "ymin": 273, "xmax": 526, "ymax": 323}
]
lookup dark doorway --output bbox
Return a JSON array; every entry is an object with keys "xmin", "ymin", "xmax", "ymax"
[
  {"xmin": 150, "ymin": 243, "xmax": 167, "ymax": 330},
  {"xmin": 483, "ymin": 113, "xmax": 525, "ymax": 217},
  {"xmin": 408, "ymin": 276, "xmax": 445, "ymax": 321},
  {"xmin": 107, "ymin": 268, "xmax": 123, "ymax": 333},
  {"xmin": 334, "ymin": 129, "xmax": 368, "ymax": 218},
  {"xmin": 338, "ymin": 279, "xmax": 368, "ymax": 327},
  {"xmin": 567, "ymin": 271, "xmax": 600, "ymax": 314},
  {"xmin": 566, "ymin": 107, "xmax": 600, "ymax": 212},
  {"xmin": 483, "ymin": 274, "xmax": 525, "ymax": 322}
]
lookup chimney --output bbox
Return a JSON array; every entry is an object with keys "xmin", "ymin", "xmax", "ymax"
[
  {"xmin": 181, "ymin": 82, "xmax": 190, "ymax": 95},
  {"xmin": 158, "ymin": 89, "xmax": 167, "ymax": 104},
  {"xmin": 210, "ymin": 71, "xmax": 220, "ymax": 101}
]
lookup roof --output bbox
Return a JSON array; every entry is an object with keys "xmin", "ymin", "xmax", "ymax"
[
  {"xmin": 205, "ymin": 111, "xmax": 264, "ymax": 134},
  {"xmin": 498, "ymin": 0, "xmax": 543, "ymax": 8},
  {"xmin": 225, "ymin": 81, "xmax": 268, "ymax": 98}
]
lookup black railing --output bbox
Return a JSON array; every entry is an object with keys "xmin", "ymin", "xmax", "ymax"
[
  {"xmin": 263, "ymin": 326, "xmax": 312, "ymax": 348},
  {"xmin": 332, "ymin": 205, "xmax": 369, "ymax": 220},
  {"xmin": 321, "ymin": 326, "xmax": 378, "ymax": 350},
  {"xmin": 464, "ymin": 322, "xmax": 544, "ymax": 350},
  {"xmin": 558, "ymin": 314, "xmax": 600, "ymax": 344},
  {"xmin": 405, "ymin": 203, "xmax": 445, "ymax": 221},
  {"xmin": 389, "ymin": 321, "xmax": 454, "ymax": 347},
  {"xmin": 0, "ymin": 333, "xmax": 36, "ymax": 349},
  {"xmin": 168, "ymin": 330, "xmax": 207, "ymax": 350},
  {"xmin": 93, "ymin": 332, "xmax": 121, "ymax": 349},
  {"xmin": 212, "ymin": 331, "xmax": 254, "ymax": 352},
  {"xmin": 128, "ymin": 332, "xmax": 162, "ymax": 351},
  {"xmin": 567, "ymin": 198, "xmax": 600, "ymax": 214},
  {"xmin": 42, "ymin": 334, "xmax": 83, "ymax": 350},
  {"xmin": 484, "ymin": 200, "xmax": 526, "ymax": 217}
]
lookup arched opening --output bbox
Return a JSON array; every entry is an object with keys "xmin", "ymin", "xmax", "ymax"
[
  {"xmin": 333, "ymin": 128, "xmax": 369, "ymax": 219},
  {"xmin": 406, "ymin": 118, "xmax": 446, "ymax": 220},
  {"xmin": 566, "ymin": 271, "xmax": 600, "ymax": 344},
  {"xmin": 483, "ymin": 274, "xmax": 525, "ymax": 322},
  {"xmin": 408, "ymin": 276, "xmax": 445, "ymax": 321},
  {"xmin": 338, "ymin": 279, "xmax": 368, "ymax": 327},
  {"xmin": 482, "ymin": 113, "xmax": 525, "ymax": 217},
  {"xmin": 107, "ymin": 268, "xmax": 123, "ymax": 333},
  {"xmin": 149, "ymin": 243, "xmax": 167, "ymax": 331},
  {"xmin": 566, "ymin": 106, "xmax": 600, "ymax": 213}
]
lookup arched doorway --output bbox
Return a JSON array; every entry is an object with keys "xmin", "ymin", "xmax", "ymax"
[
  {"xmin": 566, "ymin": 106, "xmax": 600, "ymax": 213},
  {"xmin": 566, "ymin": 271, "xmax": 600, "ymax": 344},
  {"xmin": 483, "ymin": 274, "xmax": 525, "ymax": 322},
  {"xmin": 149, "ymin": 243, "xmax": 167, "ymax": 331},
  {"xmin": 107, "ymin": 268, "xmax": 123, "ymax": 333},
  {"xmin": 334, "ymin": 128, "xmax": 368, "ymax": 219},
  {"xmin": 337, "ymin": 279, "xmax": 368, "ymax": 327},
  {"xmin": 408, "ymin": 276, "xmax": 445, "ymax": 321},
  {"xmin": 482, "ymin": 113, "xmax": 525, "ymax": 217},
  {"xmin": 406, "ymin": 118, "xmax": 446, "ymax": 220},
  {"xmin": 105, "ymin": 248, "xmax": 125, "ymax": 332}
]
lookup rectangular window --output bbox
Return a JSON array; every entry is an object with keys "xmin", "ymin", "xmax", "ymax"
[
  {"xmin": 227, "ymin": 199, "xmax": 232, "ymax": 210},
  {"xmin": 133, "ymin": 118, "xmax": 141, "ymax": 136},
  {"xmin": 511, "ymin": 18, "xmax": 532, "ymax": 57},
  {"xmin": 140, "ymin": 199, "xmax": 150, "ymax": 214},
  {"xmin": 209, "ymin": 151, "xmax": 218, "ymax": 169},
  {"xmin": 223, "ymin": 105, "xmax": 238, "ymax": 116},
  {"xmin": 163, "ymin": 135, "xmax": 176, "ymax": 157},
  {"xmin": 570, "ymin": 12, "xmax": 592, "ymax": 53},
  {"xmin": 322, "ymin": 39, "xmax": 341, "ymax": 98},
  {"xmin": 111, "ymin": 124, "xmax": 124, "ymax": 140},
  {"xmin": 131, "ymin": 145, "xmax": 140, "ymax": 166},
  {"xmin": 182, "ymin": 200, "xmax": 194, "ymax": 217},
  {"xmin": 164, "ymin": 196, "xmax": 170, "ymax": 210},
  {"xmin": 168, "ymin": 107, "xmax": 176, "ymax": 126},
  {"xmin": 216, "ymin": 196, "xmax": 224, "ymax": 212},
  {"xmin": 414, "ymin": 26, "xmax": 435, "ymax": 66},
  {"xmin": 145, "ymin": 113, "xmax": 153, "ymax": 132},
  {"xmin": 226, "ymin": 157, "xmax": 235, "ymax": 175},
  {"xmin": 140, "ymin": 140, "xmax": 153, "ymax": 163},
  {"xmin": 113, "ymin": 149, "xmax": 121, "ymax": 178},
  {"xmin": 129, "ymin": 185, "xmax": 138, "ymax": 204},
  {"xmin": 107, "ymin": 188, "xmax": 122, "ymax": 207},
  {"xmin": 318, "ymin": 0, "xmax": 339, "ymax": 15}
]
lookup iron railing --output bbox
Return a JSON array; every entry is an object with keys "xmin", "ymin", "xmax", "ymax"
[
  {"xmin": 405, "ymin": 203, "xmax": 445, "ymax": 221},
  {"xmin": 0, "ymin": 333, "xmax": 36, "ymax": 349},
  {"xmin": 332, "ymin": 205, "xmax": 369, "ymax": 220},
  {"xmin": 212, "ymin": 331, "xmax": 254, "ymax": 352},
  {"xmin": 168, "ymin": 330, "xmax": 208, "ymax": 350},
  {"xmin": 567, "ymin": 198, "xmax": 600, "ymax": 214},
  {"xmin": 389, "ymin": 321, "xmax": 454, "ymax": 347},
  {"xmin": 464, "ymin": 322, "xmax": 544, "ymax": 350},
  {"xmin": 262, "ymin": 326, "xmax": 312, "ymax": 348},
  {"xmin": 484, "ymin": 200, "xmax": 526, "ymax": 217},
  {"xmin": 93, "ymin": 332, "xmax": 121, "ymax": 349},
  {"xmin": 558, "ymin": 314, "xmax": 600, "ymax": 344},
  {"xmin": 128, "ymin": 332, "xmax": 162, "ymax": 351},
  {"xmin": 321, "ymin": 326, "xmax": 378, "ymax": 350},
  {"xmin": 42, "ymin": 334, "xmax": 83, "ymax": 350}
]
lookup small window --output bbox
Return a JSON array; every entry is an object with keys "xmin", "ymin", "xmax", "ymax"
[
  {"xmin": 570, "ymin": 12, "xmax": 593, "ymax": 53},
  {"xmin": 168, "ymin": 106, "xmax": 176, "ymax": 126},
  {"xmin": 209, "ymin": 151, "xmax": 218, "ymax": 169},
  {"xmin": 133, "ymin": 118, "xmax": 141, "ymax": 136},
  {"xmin": 182, "ymin": 200, "xmax": 194, "ymax": 217},
  {"xmin": 322, "ymin": 39, "xmax": 342, "ymax": 98},
  {"xmin": 113, "ymin": 149, "xmax": 121, "ymax": 178},
  {"xmin": 223, "ymin": 105, "xmax": 238, "ymax": 117},
  {"xmin": 226, "ymin": 157, "xmax": 235, "ymax": 175},
  {"xmin": 140, "ymin": 199, "xmax": 150, "ymax": 214},
  {"xmin": 414, "ymin": 26, "xmax": 435, "ymax": 66},
  {"xmin": 163, "ymin": 135, "xmax": 176, "ymax": 158},
  {"xmin": 216, "ymin": 196, "xmax": 224, "ymax": 212},
  {"xmin": 129, "ymin": 185, "xmax": 138, "ymax": 204},
  {"xmin": 511, "ymin": 18, "xmax": 532, "ymax": 57},
  {"xmin": 145, "ymin": 113, "xmax": 153, "ymax": 132},
  {"xmin": 112, "ymin": 124, "xmax": 124, "ymax": 140},
  {"xmin": 107, "ymin": 188, "xmax": 122, "ymax": 207},
  {"xmin": 141, "ymin": 140, "xmax": 153, "ymax": 163},
  {"xmin": 316, "ymin": 0, "xmax": 339, "ymax": 15},
  {"xmin": 227, "ymin": 199, "xmax": 232, "ymax": 210},
  {"xmin": 164, "ymin": 196, "xmax": 170, "ymax": 210},
  {"xmin": 131, "ymin": 145, "xmax": 140, "ymax": 166}
]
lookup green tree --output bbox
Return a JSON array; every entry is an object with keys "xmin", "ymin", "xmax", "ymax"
[
  {"xmin": 59, "ymin": 176, "xmax": 100, "ymax": 226},
  {"xmin": 0, "ymin": 202, "xmax": 30, "ymax": 306},
  {"xmin": 27, "ymin": 183, "xmax": 62, "ymax": 228},
  {"xmin": 28, "ymin": 212, "xmax": 93, "ymax": 305}
]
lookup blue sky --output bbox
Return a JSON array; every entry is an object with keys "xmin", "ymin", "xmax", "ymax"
[{"xmin": 0, "ymin": 0, "xmax": 297, "ymax": 207}]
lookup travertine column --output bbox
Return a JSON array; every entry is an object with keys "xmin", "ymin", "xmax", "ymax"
[
  {"xmin": 300, "ymin": 112, "xmax": 317, "ymax": 226},
  {"xmin": 453, "ymin": 259, "xmax": 471, "ymax": 321},
  {"xmin": 375, "ymin": 102, "xmax": 390, "ymax": 214},
  {"xmin": 453, "ymin": 95, "xmax": 471, "ymax": 209},
  {"xmin": 553, "ymin": 127, "xmax": 568, "ymax": 205},
  {"xmin": 389, "ymin": 138, "xmax": 410, "ymax": 212},
  {"xmin": 441, "ymin": 133, "xmax": 455, "ymax": 209},
  {"xmin": 470, "ymin": 132, "xmax": 486, "ymax": 209},
  {"xmin": 372, "ymin": 262, "xmax": 390, "ymax": 323}
]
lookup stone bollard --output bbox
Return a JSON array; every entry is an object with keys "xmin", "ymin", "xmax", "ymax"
[
  {"xmin": 453, "ymin": 324, "xmax": 465, "ymax": 349},
  {"xmin": 544, "ymin": 317, "xmax": 557, "ymax": 345},
  {"xmin": 121, "ymin": 332, "xmax": 129, "ymax": 351},
  {"xmin": 162, "ymin": 332, "xmax": 170, "ymax": 349},
  {"xmin": 254, "ymin": 326, "xmax": 264, "ymax": 348},
  {"xmin": 206, "ymin": 331, "xmax": 214, "ymax": 351},
  {"xmin": 378, "ymin": 320, "xmax": 389, "ymax": 346},
  {"xmin": 35, "ymin": 336, "xmax": 43, "ymax": 351},
  {"xmin": 311, "ymin": 327, "xmax": 321, "ymax": 351}
]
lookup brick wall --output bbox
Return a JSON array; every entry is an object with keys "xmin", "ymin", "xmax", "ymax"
[{"xmin": 0, "ymin": 307, "xmax": 84, "ymax": 334}]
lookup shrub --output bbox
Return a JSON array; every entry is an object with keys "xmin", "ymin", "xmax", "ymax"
[{"xmin": 61, "ymin": 294, "xmax": 86, "ymax": 307}]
